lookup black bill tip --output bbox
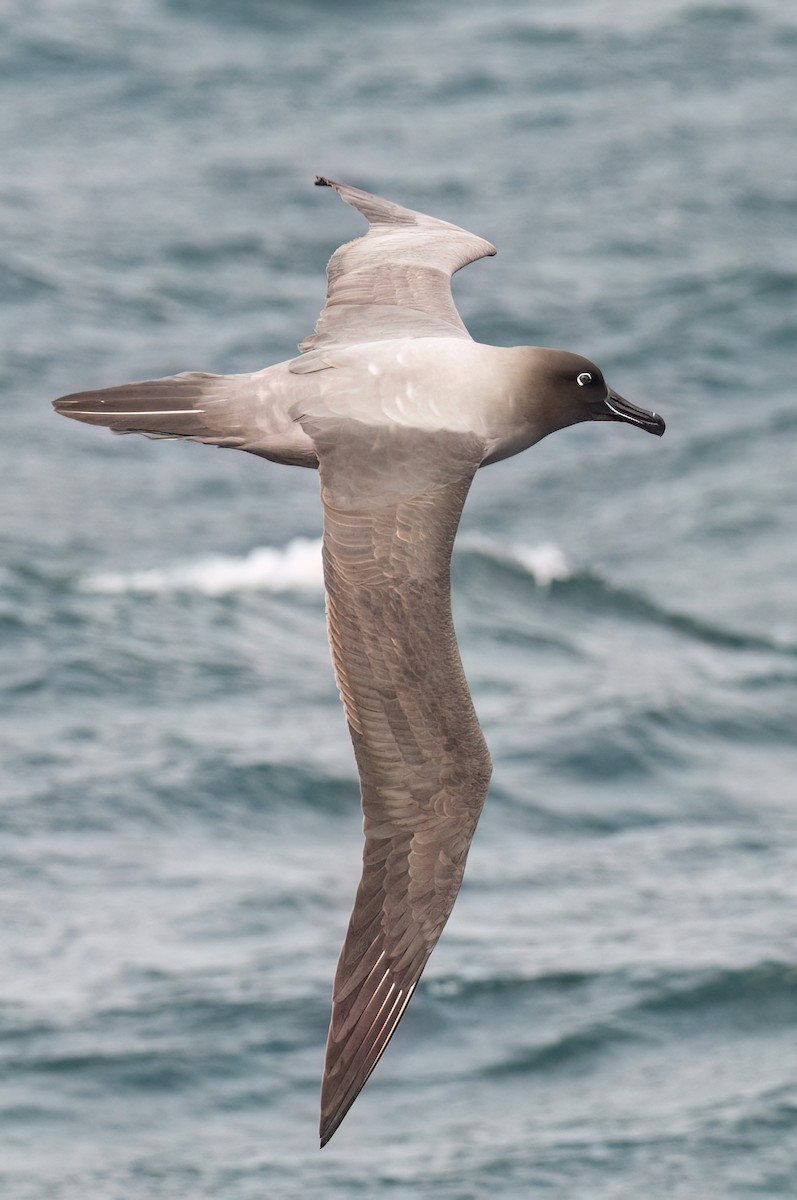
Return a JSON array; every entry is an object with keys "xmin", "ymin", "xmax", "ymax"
[{"xmin": 600, "ymin": 389, "xmax": 665, "ymax": 437}]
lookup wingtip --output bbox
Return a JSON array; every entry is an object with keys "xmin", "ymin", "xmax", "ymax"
[
  {"xmin": 318, "ymin": 1072, "xmax": 366, "ymax": 1149},
  {"xmin": 315, "ymin": 175, "xmax": 335, "ymax": 188},
  {"xmin": 318, "ymin": 1113, "xmax": 341, "ymax": 1149}
]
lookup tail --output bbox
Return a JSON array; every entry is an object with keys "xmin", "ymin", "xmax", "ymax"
[{"xmin": 52, "ymin": 371, "xmax": 248, "ymax": 449}]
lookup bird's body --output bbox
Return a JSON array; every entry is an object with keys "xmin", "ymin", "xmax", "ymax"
[
  {"xmin": 54, "ymin": 178, "xmax": 664, "ymax": 1146},
  {"xmin": 57, "ymin": 337, "xmax": 609, "ymax": 465}
]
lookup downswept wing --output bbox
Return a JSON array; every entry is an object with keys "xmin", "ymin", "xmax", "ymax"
[
  {"xmin": 298, "ymin": 178, "xmax": 497, "ymax": 357},
  {"xmin": 307, "ymin": 418, "xmax": 492, "ymax": 1146}
]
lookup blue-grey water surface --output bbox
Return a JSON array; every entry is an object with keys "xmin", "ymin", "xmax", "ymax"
[{"xmin": 2, "ymin": 1, "xmax": 797, "ymax": 1196}]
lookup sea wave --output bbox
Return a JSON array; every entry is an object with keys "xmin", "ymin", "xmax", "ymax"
[
  {"xmin": 80, "ymin": 538, "xmax": 325, "ymax": 596},
  {"xmin": 77, "ymin": 537, "xmax": 577, "ymax": 596},
  {"xmin": 457, "ymin": 545, "xmax": 797, "ymax": 656},
  {"xmin": 438, "ymin": 961, "xmax": 797, "ymax": 1082},
  {"xmin": 75, "ymin": 536, "xmax": 797, "ymax": 660},
  {"xmin": 635, "ymin": 962, "xmax": 797, "ymax": 1022}
]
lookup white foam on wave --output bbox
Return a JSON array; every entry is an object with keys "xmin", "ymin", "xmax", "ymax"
[
  {"xmin": 510, "ymin": 542, "xmax": 572, "ymax": 586},
  {"xmin": 82, "ymin": 537, "xmax": 325, "ymax": 596},
  {"xmin": 81, "ymin": 536, "xmax": 571, "ymax": 597}
]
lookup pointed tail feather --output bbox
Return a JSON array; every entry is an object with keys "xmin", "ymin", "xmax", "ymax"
[{"xmin": 52, "ymin": 372, "xmax": 247, "ymax": 447}]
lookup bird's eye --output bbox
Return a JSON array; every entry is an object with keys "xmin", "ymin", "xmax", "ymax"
[{"xmin": 576, "ymin": 372, "xmax": 593, "ymax": 387}]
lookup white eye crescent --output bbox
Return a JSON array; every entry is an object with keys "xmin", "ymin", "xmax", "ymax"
[{"xmin": 577, "ymin": 372, "xmax": 593, "ymax": 387}]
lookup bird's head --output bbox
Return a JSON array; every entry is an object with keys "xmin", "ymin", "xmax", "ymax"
[{"xmin": 524, "ymin": 348, "xmax": 665, "ymax": 440}]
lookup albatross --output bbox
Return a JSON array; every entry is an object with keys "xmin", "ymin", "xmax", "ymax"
[{"xmin": 54, "ymin": 177, "xmax": 665, "ymax": 1146}]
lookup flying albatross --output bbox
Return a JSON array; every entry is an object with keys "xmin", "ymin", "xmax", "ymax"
[{"xmin": 54, "ymin": 177, "xmax": 665, "ymax": 1146}]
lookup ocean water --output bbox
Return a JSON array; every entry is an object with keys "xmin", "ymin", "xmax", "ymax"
[{"xmin": 2, "ymin": 0, "xmax": 797, "ymax": 1196}]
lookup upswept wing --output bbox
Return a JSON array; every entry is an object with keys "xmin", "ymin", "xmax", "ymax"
[
  {"xmin": 306, "ymin": 419, "xmax": 492, "ymax": 1146},
  {"xmin": 299, "ymin": 178, "xmax": 497, "ymax": 356}
]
